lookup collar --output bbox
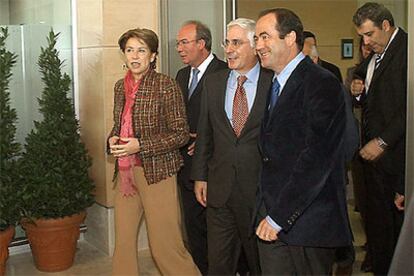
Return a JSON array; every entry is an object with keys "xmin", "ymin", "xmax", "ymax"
[
  {"xmin": 377, "ymin": 27, "xmax": 399, "ymax": 60},
  {"xmin": 275, "ymin": 52, "xmax": 306, "ymax": 92},
  {"xmin": 192, "ymin": 52, "xmax": 214, "ymax": 75},
  {"xmin": 231, "ymin": 61, "xmax": 260, "ymax": 84}
]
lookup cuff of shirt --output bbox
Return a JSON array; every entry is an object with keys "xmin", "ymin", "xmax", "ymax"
[{"xmin": 265, "ymin": 215, "xmax": 282, "ymax": 232}]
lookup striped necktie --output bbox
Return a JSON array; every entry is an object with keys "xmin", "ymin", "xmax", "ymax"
[{"xmin": 375, "ymin": 53, "xmax": 382, "ymax": 69}]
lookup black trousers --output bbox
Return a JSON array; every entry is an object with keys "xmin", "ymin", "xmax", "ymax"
[
  {"xmin": 178, "ymin": 182, "xmax": 208, "ymax": 275},
  {"xmin": 256, "ymin": 203, "xmax": 336, "ymax": 275},
  {"xmin": 362, "ymin": 162, "xmax": 404, "ymax": 275},
  {"xmin": 258, "ymin": 239, "xmax": 336, "ymax": 275},
  {"xmin": 206, "ymin": 187, "xmax": 260, "ymax": 275}
]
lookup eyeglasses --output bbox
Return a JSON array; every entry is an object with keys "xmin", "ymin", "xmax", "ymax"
[
  {"xmin": 175, "ymin": 39, "xmax": 200, "ymax": 48},
  {"xmin": 221, "ymin": 39, "xmax": 249, "ymax": 49}
]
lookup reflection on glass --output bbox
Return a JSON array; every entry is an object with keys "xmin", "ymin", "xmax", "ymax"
[{"xmin": 0, "ymin": 0, "xmax": 73, "ymax": 241}]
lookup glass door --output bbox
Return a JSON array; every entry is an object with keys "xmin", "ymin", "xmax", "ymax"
[{"xmin": 160, "ymin": 0, "xmax": 235, "ymax": 77}]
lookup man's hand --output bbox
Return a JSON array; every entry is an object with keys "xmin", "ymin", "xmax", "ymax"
[
  {"xmin": 194, "ymin": 181, "xmax": 207, "ymax": 207},
  {"xmin": 359, "ymin": 138, "xmax": 384, "ymax": 161},
  {"xmin": 256, "ymin": 218, "xmax": 278, "ymax": 242},
  {"xmin": 187, "ymin": 133, "xmax": 197, "ymax": 156},
  {"xmin": 395, "ymin": 193, "xmax": 405, "ymax": 211},
  {"xmin": 110, "ymin": 137, "xmax": 140, "ymax": 158},
  {"xmin": 351, "ymin": 79, "xmax": 365, "ymax": 97}
]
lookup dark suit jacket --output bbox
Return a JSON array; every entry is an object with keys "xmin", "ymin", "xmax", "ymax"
[
  {"xmin": 260, "ymin": 56, "xmax": 352, "ymax": 247},
  {"xmin": 354, "ymin": 29, "xmax": 407, "ymax": 194},
  {"xmin": 176, "ymin": 55, "xmax": 227, "ymax": 190},
  {"xmin": 191, "ymin": 67, "xmax": 272, "ymax": 207},
  {"xmin": 319, "ymin": 59, "xmax": 343, "ymax": 82}
]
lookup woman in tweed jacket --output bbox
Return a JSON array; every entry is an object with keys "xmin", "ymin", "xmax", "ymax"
[{"xmin": 108, "ymin": 28, "xmax": 199, "ymax": 276}]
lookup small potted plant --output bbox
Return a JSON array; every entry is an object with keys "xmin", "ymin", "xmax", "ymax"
[
  {"xmin": 0, "ymin": 27, "xmax": 21, "ymax": 276},
  {"xmin": 19, "ymin": 30, "xmax": 95, "ymax": 272}
]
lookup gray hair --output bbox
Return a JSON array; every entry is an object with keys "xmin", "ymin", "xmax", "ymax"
[{"xmin": 227, "ymin": 18, "xmax": 256, "ymax": 48}]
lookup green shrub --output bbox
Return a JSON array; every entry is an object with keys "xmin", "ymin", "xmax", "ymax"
[{"xmin": 20, "ymin": 30, "xmax": 94, "ymax": 219}]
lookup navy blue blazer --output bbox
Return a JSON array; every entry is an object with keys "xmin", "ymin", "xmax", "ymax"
[{"xmin": 259, "ymin": 56, "xmax": 353, "ymax": 247}]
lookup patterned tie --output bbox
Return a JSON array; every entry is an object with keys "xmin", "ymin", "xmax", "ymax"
[
  {"xmin": 268, "ymin": 78, "xmax": 280, "ymax": 112},
  {"xmin": 232, "ymin": 75, "xmax": 248, "ymax": 137},
  {"xmin": 374, "ymin": 53, "xmax": 382, "ymax": 70},
  {"xmin": 188, "ymin": 68, "xmax": 200, "ymax": 99}
]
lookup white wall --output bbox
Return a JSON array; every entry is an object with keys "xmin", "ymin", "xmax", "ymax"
[{"xmin": 0, "ymin": 0, "xmax": 9, "ymax": 24}]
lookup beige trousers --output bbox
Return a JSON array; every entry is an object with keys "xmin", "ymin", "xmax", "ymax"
[{"xmin": 112, "ymin": 167, "xmax": 200, "ymax": 276}]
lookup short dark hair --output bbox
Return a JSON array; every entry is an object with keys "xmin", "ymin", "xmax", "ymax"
[
  {"xmin": 303, "ymin": 31, "xmax": 316, "ymax": 44},
  {"xmin": 258, "ymin": 8, "xmax": 304, "ymax": 51},
  {"xmin": 353, "ymin": 2, "xmax": 394, "ymax": 28},
  {"xmin": 118, "ymin": 28, "xmax": 159, "ymax": 69},
  {"xmin": 183, "ymin": 20, "xmax": 212, "ymax": 51}
]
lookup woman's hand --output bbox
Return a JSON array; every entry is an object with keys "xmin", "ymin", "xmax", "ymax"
[
  {"xmin": 110, "ymin": 137, "xmax": 140, "ymax": 158},
  {"xmin": 108, "ymin": 136, "xmax": 120, "ymax": 147}
]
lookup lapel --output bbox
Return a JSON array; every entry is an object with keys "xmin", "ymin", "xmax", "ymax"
[
  {"xmin": 265, "ymin": 57, "xmax": 310, "ymax": 128},
  {"xmin": 369, "ymin": 29, "xmax": 404, "ymax": 91},
  {"xmin": 214, "ymin": 69, "xmax": 235, "ymax": 138},
  {"xmin": 188, "ymin": 56, "xmax": 220, "ymax": 102},
  {"xmin": 179, "ymin": 66, "xmax": 191, "ymax": 102}
]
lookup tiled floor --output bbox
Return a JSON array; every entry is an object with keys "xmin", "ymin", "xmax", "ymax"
[
  {"xmin": 6, "ymin": 243, "xmax": 160, "ymax": 276},
  {"xmin": 5, "ymin": 206, "xmax": 372, "ymax": 276},
  {"xmin": 6, "ymin": 180, "xmax": 373, "ymax": 276}
]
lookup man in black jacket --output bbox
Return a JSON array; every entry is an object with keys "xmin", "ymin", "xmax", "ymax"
[
  {"xmin": 175, "ymin": 20, "xmax": 227, "ymax": 275},
  {"xmin": 303, "ymin": 31, "xmax": 343, "ymax": 82},
  {"xmin": 254, "ymin": 8, "xmax": 352, "ymax": 275},
  {"xmin": 350, "ymin": 3, "xmax": 407, "ymax": 275}
]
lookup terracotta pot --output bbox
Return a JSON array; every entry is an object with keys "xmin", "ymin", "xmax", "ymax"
[
  {"xmin": 0, "ymin": 226, "xmax": 15, "ymax": 276},
  {"xmin": 22, "ymin": 212, "xmax": 86, "ymax": 272}
]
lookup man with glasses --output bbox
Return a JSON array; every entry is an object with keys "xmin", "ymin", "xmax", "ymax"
[
  {"xmin": 191, "ymin": 18, "xmax": 272, "ymax": 275},
  {"xmin": 175, "ymin": 20, "xmax": 227, "ymax": 275}
]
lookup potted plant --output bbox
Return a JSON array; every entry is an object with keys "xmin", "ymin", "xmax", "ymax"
[
  {"xmin": 0, "ymin": 27, "xmax": 21, "ymax": 276},
  {"xmin": 19, "ymin": 30, "xmax": 95, "ymax": 272}
]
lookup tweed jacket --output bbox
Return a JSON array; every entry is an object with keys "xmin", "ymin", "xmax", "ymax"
[{"xmin": 109, "ymin": 69, "xmax": 189, "ymax": 184}]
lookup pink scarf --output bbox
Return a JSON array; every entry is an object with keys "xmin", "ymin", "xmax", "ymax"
[{"xmin": 118, "ymin": 70, "xmax": 142, "ymax": 196}]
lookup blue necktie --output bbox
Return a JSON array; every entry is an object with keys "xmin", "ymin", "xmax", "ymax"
[
  {"xmin": 188, "ymin": 68, "xmax": 200, "ymax": 99},
  {"xmin": 268, "ymin": 78, "xmax": 280, "ymax": 112}
]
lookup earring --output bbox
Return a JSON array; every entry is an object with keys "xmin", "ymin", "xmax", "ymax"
[{"xmin": 122, "ymin": 64, "xmax": 127, "ymax": 70}]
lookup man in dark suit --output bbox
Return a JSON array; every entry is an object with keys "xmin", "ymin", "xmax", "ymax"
[
  {"xmin": 175, "ymin": 20, "xmax": 227, "ymax": 275},
  {"xmin": 350, "ymin": 3, "xmax": 407, "ymax": 274},
  {"xmin": 303, "ymin": 31, "xmax": 343, "ymax": 82},
  {"xmin": 254, "ymin": 8, "xmax": 352, "ymax": 275},
  {"xmin": 191, "ymin": 18, "xmax": 272, "ymax": 275}
]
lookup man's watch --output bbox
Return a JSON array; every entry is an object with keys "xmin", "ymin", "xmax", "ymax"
[{"xmin": 376, "ymin": 137, "xmax": 388, "ymax": 149}]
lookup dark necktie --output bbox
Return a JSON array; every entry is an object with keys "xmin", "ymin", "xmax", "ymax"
[
  {"xmin": 188, "ymin": 68, "xmax": 200, "ymax": 99},
  {"xmin": 375, "ymin": 53, "xmax": 382, "ymax": 70},
  {"xmin": 232, "ymin": 75, "xmax": 248, "ymax": 137},
  {"xmin": 268, "ymin": 78, "xmax": 281, "ymax": 112}
]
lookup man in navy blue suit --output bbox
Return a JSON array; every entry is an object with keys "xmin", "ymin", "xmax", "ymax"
[{"xmin": 254, "ymin": 8, "xmax": 353, "ymax": 274}]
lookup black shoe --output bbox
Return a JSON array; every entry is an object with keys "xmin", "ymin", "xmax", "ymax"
[
  {"xmin": 360, "ymin": 253, "xmax": 373, "ymax": 272},
  {"xmin": 335, "ymin": 264, "xmax": 353, "ymax": 276}
]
